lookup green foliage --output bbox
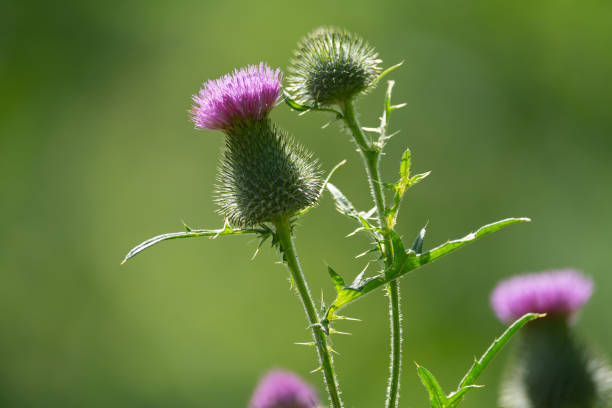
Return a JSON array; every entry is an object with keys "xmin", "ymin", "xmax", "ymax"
[
  {"xmin": 417, "ymin": 313, "xmax": 544, "ymax": 408},
  {"xmin": 121, "ymin": 221, "xmax": 265, "ymax": 264},
  {"xmin": 323, "ymin": 217, "xmax": 530, "ymax": 322},
  {"xmin": 385, "ymin": 148, "xmax": 431, "ymax": 229}
]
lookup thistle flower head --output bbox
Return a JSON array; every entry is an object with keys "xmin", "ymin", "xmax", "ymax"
[
  {"xmin": 490, "ymin": 269, "xmax": 593, "ymax": 324},
  {"xmin": 191, "ymin": 63, "xmax": 281, "ymax": 131},
  {"xmin": 249, "ymin": 370, "xmax": 320, "ymax": 408},
  {"xmin": 216, "ymin": 120, "xmax": 321, "ymax": 227},
  {"xmin": 286, "ymin": 27, "xmax": 382, "ymax": 107}
]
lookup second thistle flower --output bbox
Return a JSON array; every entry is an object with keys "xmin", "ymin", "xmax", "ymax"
[
  {"xmin": 287, "ymin": 27, "xmax": 382, "ymax": 107},
  {"xmin": 191, "ymin": 63, "xmax": 321, "ymax": 227}
]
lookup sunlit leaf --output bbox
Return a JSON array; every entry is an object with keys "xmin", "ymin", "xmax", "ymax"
[
  {"xmin": 324, "ymin": 217, "xmax": 530, "ymax": 320},
  {"xmin": 416, "ymin": 364, "xmax": 448, "ymax": 408},
  {"xmin": 122, "ymin": 223, "xmax": 261, "ymax": 264}
]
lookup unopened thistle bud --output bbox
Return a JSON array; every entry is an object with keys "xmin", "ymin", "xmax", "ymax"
[
  {"xmin": 249, "ymin": 370, "xmax": 320, "ymax": 408},
  {"xmin": 491, "ymin": 270, "xmax": 611, "ymax": 408},
  {"xmin": 287, "ymin": 27, "xmax": 382, "ymax": 107},
  {"xmin": 190, "ymin": 63, "xmax": 321, "ymax": 227}
]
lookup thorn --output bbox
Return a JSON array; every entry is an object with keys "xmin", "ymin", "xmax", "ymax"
[
  {"xmin": 310, "ymin": 366, "xmax": 322, "ymax": 374},
  {"xmin": 294, "ymin": 342, "xmax": 316, "ymax": 347},
  {"xmin": 181, "ymin": 219, "xmax": 192, "ymax": 232},
  {"xmin": 329, "ymin": 329, "xmax": 351, "ymax": 336},
  {"xmin": 333, "ymin": 315, "xmax": 361, "ymax": 322}
]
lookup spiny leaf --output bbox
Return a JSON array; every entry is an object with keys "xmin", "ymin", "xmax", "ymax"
[
  {"xmin": 326, "ymin": 183, "xmax": 359, "ymax": 219},
  {"xmin": 327, "ymin": 266, "xmax": 346, "ymax": 294},
  {"xmin": 386, "ymin": 149, "xmax": 430, "ymax": 228},
  {"xmin": 122, "ymin": 223, "xmax": 260, "ymax": 264},
  {"xmin": 324, "ymin": 217, "xmax": 530, "ymax": 320},
  {"xmin": 327, "ymin": 183, "xmax": 382, "ymax": 242},
  {"xmin": 458, "ymin": 312, "xmax": 544, "ymax": 389},
  {"xmin": 416, "ymin": 364, "xmax": 448, "ymax": 408},
  {"xmin": 443, "ymin": 313, "xmax": 544, "ymax": 407}
]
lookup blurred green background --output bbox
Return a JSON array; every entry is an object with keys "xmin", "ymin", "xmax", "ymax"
[{"xmin": 2, "ymin": 0, "xmax": 611, "ymax": 407}]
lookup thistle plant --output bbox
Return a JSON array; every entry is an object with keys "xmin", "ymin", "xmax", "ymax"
[
  {"xmin": 491, "ymin": 270, "xmax": 612, "ymax": 408},
  {"xmin": 121, "ymin": 28, "xmax": 568, "ymax": 408},
  {"xmin": 249, "ymin": 370, "xmax": 320, "ymax": 408}
]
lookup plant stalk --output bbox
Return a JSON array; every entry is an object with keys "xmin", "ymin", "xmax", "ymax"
[
  {"xmin": 274, "ymin": 217, "xmax": 343, "ymax": 408},
  {"xmin": 341, "ymin": 98, "xmax": 403, "ymax": 408}
]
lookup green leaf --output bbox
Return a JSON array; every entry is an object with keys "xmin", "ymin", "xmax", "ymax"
[
  {"xmin": 324, "ymin": 217, "xmax": 530, "ymax": 320},
  {"xmin": 410, "ymin": 224, "xmax": 427, "ymax": 254},
  {"xmin": 299, "ymin": 160, "xmax": 347, "ymax": 216},
  {"xmin": 374, "ymin": 61, "xmax": 404, "ymax": 84},
  {"xmin": 400, "ymin": 148, "xmax": 411, "ymax": 183},
  {"xmin": 122, "ymin": 222, "xmax": 260, "ymax": 264},
  {"xmin": 326, "ymin": 183, "xmax": 359, "ymax": 219},
  {"xmin": 327, "ymin": 266, "xmax": 346, "ymax": 293},
  {"xmin": 446, "ymin": 385, "xmax": 484, "ymax": 408},
  {"xmin": 416, "ymin": 364, "xmax": 448, "ymax": 408},
  {"xmin": 283, "ymin": 91, "xmax": 342, "ymax": 118},
  {"xmin": 458, "ymin": 312, "xmax": 544, "ymax": 389},
  {"xmin": 386, "ymin": 149, "xmax": 430, "ymax": 228},
  {"xmin": 416, "ymin": 313, "xmax": 542, "ymax": 408},
  {"xmin": 283, "ymin": 92, "xmax": 311, "ymax": 112},
  {"xmin": 409, "ymin": 171, "xmax": 431, "ymax": 187}
]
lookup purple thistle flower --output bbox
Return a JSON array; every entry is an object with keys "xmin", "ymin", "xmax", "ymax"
[
  {"xmin": 490, "ymin": 269, "xmax": 593, "ymax": 323},
  {"xmin": 191, "ymin": 63, "xmax": 282, "ymax": 131},
  {"xmin": 249, "ymin": 370, "xmax": 320, "ymax": 408}
]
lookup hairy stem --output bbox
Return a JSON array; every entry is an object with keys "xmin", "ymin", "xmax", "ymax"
[
  {"xmin": 341, "ymin": 98, "xmax": 403, "ymax": 408},
  {"xmin": 274, "ymin": 217, "xmax": 343, "ymax": 408}
]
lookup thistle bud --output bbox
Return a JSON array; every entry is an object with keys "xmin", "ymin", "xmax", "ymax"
[
  {"xmin": 249, "ymin": 370, "xmax": 320, "ymax": 408},
  {"xmin": 216, "ymin": 119, "xmax": 321, "ymax": 227},
  {"xmin": 491, "ymin": 270, "xmax": 611, "ymax": 408},
  {"xmin": 190, "ymin": 63, "xmax": 321, "ymax": 227},
  {"xmin": 286, "ymin": 27, "xmax": 382, "ymax": 107}
]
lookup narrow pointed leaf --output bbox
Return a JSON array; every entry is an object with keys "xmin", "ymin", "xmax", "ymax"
[
  {"xmin": 375, "ymin": 61, "xmax": 404, "ymax": 84},
  {"xmin": 327, "ymin": 266, "xmax": 346, "ymax": 293},
  {"xmin": 458, "ymin": 312, "xmax": 544, "ymax": 389},
  {"xmin": 326, "ymin": 183, "xmax": 359, "ymax": 219},
  {"xmin": 411, "ymin": 224, "xmax": 427, "ymax": 253},
  {"xmin": 122, "ymin": 225, "xmax": 259, "ymax": 264},
  {"xmin": 417, "ymin": 364, "xmax": 448, "ymax": 408},
  {"xmin": 400, "ymin": 148, "xmax": 411, "ymax": 184}
]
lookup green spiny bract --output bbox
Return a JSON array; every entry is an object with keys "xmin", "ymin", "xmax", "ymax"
[
  {"xmin": 216, "ymin": 120, "xmax": 321, "ymax": 227},
  {"xmin": 500, "ymin": 317, "xmax": 607, "ymax": 408},
  {"xmin": 287, "ymin": 27, "xmax": 382, "ymax": 107}
]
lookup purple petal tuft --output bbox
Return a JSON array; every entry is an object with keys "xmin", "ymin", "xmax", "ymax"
[
  {"xmin": 490, "ymin": 269, "xmax": 593, "ymax": 323},
  {"xmin": 191, "ymin": 63, "xmax": 282, "ymax": 131},
  {"xmin": 249, "ymin": 370, "xmax": 320, "ymax": 408}
]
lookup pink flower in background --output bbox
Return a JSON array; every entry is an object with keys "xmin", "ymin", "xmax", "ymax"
[
  {"xmin": 190, "ymin": 63, "xmax": 282, "ymax": 131},
  {"xmin": 249, "ymin": 370, "xmax": 320, "ymax": 408},
  {"xmin": 490, "ymin": 269, "xmax": 593, "ymax": 323}
]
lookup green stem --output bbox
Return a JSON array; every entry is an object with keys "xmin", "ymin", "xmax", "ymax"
[
  {"xmin": 274, "ymin": 217, "xmax": 343, "ymax": 408},
  {"xmin": 341, "ymin": 98, "xmax": 403, "ymax": 408}
]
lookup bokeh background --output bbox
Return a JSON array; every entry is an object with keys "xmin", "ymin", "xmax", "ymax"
[{"xmin": 2, "ymin": 0, "xmax": 611, "ymax": 407}]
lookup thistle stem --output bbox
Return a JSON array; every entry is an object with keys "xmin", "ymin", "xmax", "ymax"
[
  {"xmin": 274, "ymin": 217, "xmax": 343, "ymax": 408},
  {"xmin": 341, "ymin": 98, "xmax": 403, "ymax": 408}
]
